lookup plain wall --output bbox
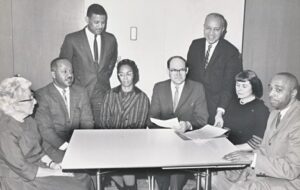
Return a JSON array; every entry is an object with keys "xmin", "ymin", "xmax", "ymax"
[
  {"xmin": 242, "ymin": 0, "xmax": 300, "ymax": 106},
  {"xmin": 85, "ymin": 0, "xmax": 245, "ymax": 97}
]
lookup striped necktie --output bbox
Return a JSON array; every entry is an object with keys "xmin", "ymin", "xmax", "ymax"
[{"xmin": 204, "ymin": 44, "xmax": 212, "ymax": 69}]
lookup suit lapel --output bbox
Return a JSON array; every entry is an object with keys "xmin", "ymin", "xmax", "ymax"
[
  {"xmin": 164, "ymin": 80, "xmax": 175, "ymax": 113},
  {"xmin": 268, "ymin": 101, "xmax": 298, "ymax": 140},
  {"xmin": 69, "ymin": 87, "xmax": 78, "ymax": 122},
  {"xmin": 175, "ymin": 81, "xmax": 191, "ymax": 113},
  {"xmin": 49, "ymin": 84, "xmax": 69, "ymax": 119}
]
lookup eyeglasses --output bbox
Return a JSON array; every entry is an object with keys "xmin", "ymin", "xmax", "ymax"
[
  {"xmin": 118, "ymin": 72, "xmax": 133, "ymax": 78},
  {"xmin": 169, "ymin": 68, "xmax": 186, "ymax": 74}
]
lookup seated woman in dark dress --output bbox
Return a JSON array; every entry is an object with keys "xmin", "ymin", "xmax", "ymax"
[
  {"xmin": 0, "ymin": 77, "xmax": 94, "ymax": 190},
  {"xmin": 98, "ymin": 59, "xmax": 150, "ymax": 190},
  {"xmin": 223, "ymin": 70, "xmax": 269, "ymax": 150}
]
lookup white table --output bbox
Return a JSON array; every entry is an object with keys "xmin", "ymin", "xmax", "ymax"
[{"xmin": 62, "ymin": 129, "xmax": 249, "ymax": 190}]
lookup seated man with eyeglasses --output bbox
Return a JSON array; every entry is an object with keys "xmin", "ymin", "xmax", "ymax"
[{"xmin": 149, "ymin": 56, "xmax": 209, "ymax": 190}]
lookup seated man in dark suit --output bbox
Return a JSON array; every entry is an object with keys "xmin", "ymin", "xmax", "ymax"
[
  {"xmin": 149, "ymin": 56, "xmax": 209, "ymax": 190},
  {"xmin": 35, "ymin": 58, "xmax": 94, "ymax": 154}
]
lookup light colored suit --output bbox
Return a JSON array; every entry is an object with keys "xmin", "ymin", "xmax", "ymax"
[
  {"xmin": 149, "ymin": 79, "xmax": 208, "ymax": 129},
  {"xmin": 229, "ymin": 100, "xmax": 300, "ymax": 190},
  {"xmin": 35, "ymin": 83, "xmax": 94, "ymax": 149}
]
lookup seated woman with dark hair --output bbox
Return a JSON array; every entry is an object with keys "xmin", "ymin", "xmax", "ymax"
[
  {"xmin": 98, "ymin": 59, "xmax": 150, "ymax": 190},
  {"xmin": 223, "ymin": 70, "xmax": 269, "ymax": 150},
  {"xmin": 0, "ymin": 77, "xmax": 94, "ymax": 190}
]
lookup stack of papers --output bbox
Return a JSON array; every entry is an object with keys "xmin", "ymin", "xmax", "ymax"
[
  {"xmin": 181, "ymin": 124, "xmax": 229, "ymax": 140},
  {"xmin": 150, "ymin": 118, "xmax": 229, "ymax": 140}
]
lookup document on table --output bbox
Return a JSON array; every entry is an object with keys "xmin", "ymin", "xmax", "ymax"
[
  {"xmin": 182, "ymin": 124, "xmax": 229, "ymax": 140},
  {"xmin": 150, "ymin": 118, "xmax": 180, "ymax": 129}
]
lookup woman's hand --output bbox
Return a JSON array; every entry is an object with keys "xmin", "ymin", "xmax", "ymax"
[
  {"xmin": 36, "ymin": 167, "xmax": 74, "ymax": 177},
  {"xmin": 49, "ymin": 162, "xmax": 62, "ymax": 170}
]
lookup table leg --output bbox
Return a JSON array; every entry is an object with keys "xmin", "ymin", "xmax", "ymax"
[
  {"xmin": 196, "ymin": 171, "xmax": 201, "ymax": 190},
  {"xmin": 205, "ymin": 169, "xmax": 211, "ymax": 190},
  {"xmin": 96, "ymin": 170, "xmax": 101, "ymax": 190},
  {"xmin": 148, "ymin": 174, "xmax": 154, "ymax": 190}
]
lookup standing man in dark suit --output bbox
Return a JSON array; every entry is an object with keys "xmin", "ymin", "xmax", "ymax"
[
  {"xmin": 60, "ymin": 4, "xmax": 118, "ymax": 127},
  {"xmin": 35, "ymin": 58, "xmax": 94, "ymax": 154},
  {"xmin": 149, "ymin": 56, "xmax": 209, "ymax": 190},
  {"xmin": 187, "ymin": 13, "xmax": 242, "ymax": 126}
]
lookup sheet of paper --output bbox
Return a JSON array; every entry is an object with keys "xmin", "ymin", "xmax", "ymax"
[
  {"xmin": 183, "ymin": 124, "xmax": 229, "ymax": 140},
  {"xmin": 150, "ymin": 118, "xmax": 180, "ymax": 129},
  {"xmin": 193, "ymin": 137, "xmax": 239, "ymax": 158}
]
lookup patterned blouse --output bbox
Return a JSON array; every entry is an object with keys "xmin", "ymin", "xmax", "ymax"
[{"xmin": 99, "ymin": 86, "xmax": 150, "ymax": 129}]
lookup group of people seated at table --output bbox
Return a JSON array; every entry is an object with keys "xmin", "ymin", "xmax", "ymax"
[{"xmin": 1, "ymin": 3, "xmax": 300, "ymax": 190}]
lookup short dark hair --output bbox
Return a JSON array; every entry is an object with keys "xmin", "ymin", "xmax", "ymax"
[
  {"xmin": 167, "ymin": 56, "xmax": 187, "ymax": 69},
  {"xmin": 117, "ymin": 59, "xmax": 139, "ymax": 85},
  {"xmin": 276, "ymin": 72, "xmax": 299, "ymax": 99},
  {"xmin": 50, "ymin": 58, "xmax": 69, "ymax": 72},
  {"xmin": 87, "ymin": 4, "xmax": 107, "ymax": 17},
  {"xmin": 235, "ymin": 70, "xmax": 263, "ymax": 98}
]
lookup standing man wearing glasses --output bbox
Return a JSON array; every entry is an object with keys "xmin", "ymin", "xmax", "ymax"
[
  {"xmin": 187, "ymin": 13, "xmax": 242, "ymax": 127},
  {"xmin": 149, "ymin": 56, "xmax": 208, "ymax": 190},
  {"xmin": 59, "ymin": 4, "xmax": 118, "ymax": 127}
]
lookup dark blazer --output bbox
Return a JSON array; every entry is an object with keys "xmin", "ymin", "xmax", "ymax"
[
  {"xmin": 35, "ymin": 83, "xmax": 94, "ymax": 149},
  {"xmin": 149, "ymin": 79, "xmax": 208, "ymax": 129},
  {"xmin": 187, "ymin": 38, "xmax": 242, "ymax": 123},
  {"xmin": 59, "ymin": 28, "xmax": 118, "ymax": 106}
]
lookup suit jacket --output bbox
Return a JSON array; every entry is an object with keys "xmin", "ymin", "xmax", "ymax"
[
  {"xmin": 149, "ymin": 79, "xmax": 208, "ymax": 129},
  {"xmin": 253, "ymin": 100, "xmax": 300, "ymax": 188},
  {"xmin": 187, "ymin": 38, "xmax": 242, "ymax": 123},
  {"xmin": 35, "ymin": 83, "xmax": 94, "ymax": 149},
  {"xmin": 59, "ymin": 28, "xmax": 118, "ymax": 108}
]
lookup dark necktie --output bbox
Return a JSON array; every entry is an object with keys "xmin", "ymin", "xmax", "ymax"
[
  {"xmin": 173, "ymin": 85, "xmax": 179, "ymax": 112},
  {"xmin": 94, "ymin": 34, "xmax": 98, "ymax": 64},
  {"xmin": 204, "ymin": 44, "xmax": 212, "ymax": 69},
  {"xmin": 275, "ymin": 112, "xmax": 281, "ymax": 127}
]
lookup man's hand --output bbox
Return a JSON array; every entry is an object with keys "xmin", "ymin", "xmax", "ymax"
[
  {"xmin": 223, "ymin": 150, "xmax": 254, "ymax": 162},
  {"xmin": 174, "ymin": 121, "xmax": 191, "ymax": 133},
  {"xmin": 214, "ymin": 110, "xmax": 224, "ymax": 128}
]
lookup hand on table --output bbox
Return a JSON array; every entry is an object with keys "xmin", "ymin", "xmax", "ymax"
[{"xmin": 223, "ymin": 150, "xmax": 254, "ymax": 162}]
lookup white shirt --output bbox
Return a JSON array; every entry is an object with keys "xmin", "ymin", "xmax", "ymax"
[
  {"xmin": 171, "ymin": 81, "xmax": 185, "ymax": 106},
  {"xmin": 85, "ymin": 27, "xmax": 101, "ymax": 63},
  {"xmin": 53, "ymin": 83, "xmax": 70, "ymax": 118}
]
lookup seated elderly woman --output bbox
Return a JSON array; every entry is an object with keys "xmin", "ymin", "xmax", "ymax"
[
  {"xmin": 223, "ymin": 70, "xmax": 269, "ymax": 150},
  {"xmin": 0, "ymin": 77, "xmax": 94, "ymax": 190},
  {"xmin": 98, "ymin": 59, "xmax": 150, "ymax": 190}
]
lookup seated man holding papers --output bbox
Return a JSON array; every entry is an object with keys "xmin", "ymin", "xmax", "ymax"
[{"xmin": 149, "ymin": 56, "xmax": 209, "ymax": 190}]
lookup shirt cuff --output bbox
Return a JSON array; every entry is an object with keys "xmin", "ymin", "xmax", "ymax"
[
  {"xmin": 217, "ymin": 107, "xmax": 225, "ymax": 115},
  {"xmin": 59, "ymin": 142, "xmax": 69, "ymax": 151},
  {"xmin": 41, "ymin": 155, "xmax": 52, "ymax": 165},
  {"xmin": 250, "ymin": 153, "xmax": 257, "ymax": 168},
  {"xmin": 186, "ymin": 121, "xmax": 193, "ymax": 131}
]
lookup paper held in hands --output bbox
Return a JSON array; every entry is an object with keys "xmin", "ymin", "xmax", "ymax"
[
  {"xmin": 150, "ymin": 118, "xmax": 180, "ymax": 129},
  {"xmin": 183, "ymin": 124, "xmax": 229, "ymax": 140}
]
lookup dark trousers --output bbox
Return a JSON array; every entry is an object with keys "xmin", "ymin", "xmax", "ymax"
[{"xmin": 155, "ymin": 173, "xmax": 188, "ymax": 190}]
